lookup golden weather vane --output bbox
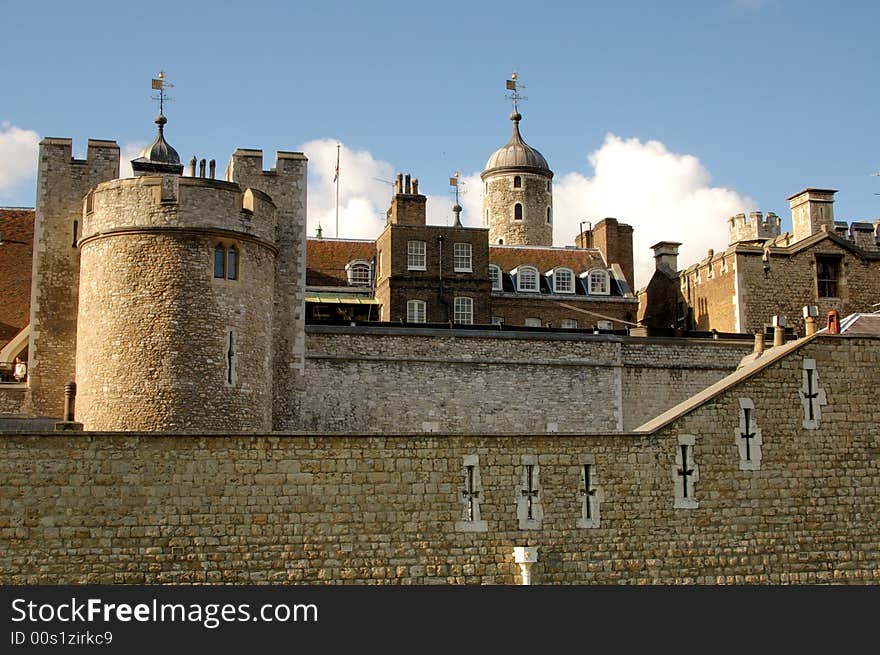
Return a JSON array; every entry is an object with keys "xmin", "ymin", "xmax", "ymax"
[
  {"xmin": 150, "ymin": 71, "xmax": 175, "ymax": 116},
  {"xmin": 505, "ymin": 71, "xmax": 527, "ymax": 113}
]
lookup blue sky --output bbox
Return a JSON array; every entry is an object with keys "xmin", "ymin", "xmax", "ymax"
[{"xmin": 1, "ymin": 0, "xmax": 877, "ymax": 286}]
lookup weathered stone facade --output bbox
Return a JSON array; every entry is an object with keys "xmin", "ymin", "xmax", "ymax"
[
  {"xmin": 25, "ymin": 138, "xmax": 119, "ymax": 418},
  {"xmin": 1, "ymin": 334, "xmax": 875, "ymax": 584},
  {"xmin": 287, "ymin": 327, "xmax": 752, "ymax": 433},
  {"xmin": 483, "ymin": 172, "xmax": 553, "ymax": 247},
  {"xmin": 75, "ymin": 176, "xmax": 278, "ymax": 431}
]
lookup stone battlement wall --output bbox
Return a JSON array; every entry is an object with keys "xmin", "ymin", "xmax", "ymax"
[
  {"xmin": 85, "ymin": 176, "xmax": 277, "ymax": 245},
  {"xmin": 1, "ymin": 337, "xmax": 876, "ymax": 585},
  {"xmin": 289, "ymin": 328, "xmax": 753, "ymax": 433}
]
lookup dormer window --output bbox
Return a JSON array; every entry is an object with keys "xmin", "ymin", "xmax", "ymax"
[
  {"xmin": 583, "ymin": 269, "xmax": 610, "ymax": 295},
  {"xmin": 551, "ymin": 267, "xmax": 574, "ymax": 293},
  {"xmin": 515, "ymin": 265, "xmax": 539, "ymax": 292},
  {"xmin": 489, "ymin": 264, "xmax": 502, "ymax": 291},
  {"xmin": 346, "ymin": 260, "xmax": 372, "ymax": 286}
]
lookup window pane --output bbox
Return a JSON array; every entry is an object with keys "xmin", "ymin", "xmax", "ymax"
[
  {"xmin": 408, "ymin": 241, "xmax": 426, "ymax": 269},
  {"xmin": 561, "ymin": 319, "xmax": 578, "ymax": 329},
  {"xmin": 214, "ymin": 245, "xmax": 225, "ymax": 278},
  {"xmin": 816, "ymin": 256, "xmax": 839, "ymax": 298},
  {"xmin": 555, "ymin": 269, "xmax": 573, "ymax": 293},
  {"xmin": 518, "ymin": 266, "xmax": 538, "ymax": 291},
  {"xmin": 227, "ymin": 246, "xmax": 238, "ymax": 280},
  {"xmin": 524, "ymin": 317, "xmax": 542, "ymax": 327},
  {"xmin": 454, "ymin": 297, "xmax": 473, "ymax": 324},
  {"xmin": 489, "ymin": 265, "xmax": 501, "ymax": 291},
  {"xmin": 407, "ymin": 300, "xmax": 426, "ymax": 323},
  {"xmin": 589, "ymin": 270, "xmax": 608, "ymax": 294},
  {"xmin": 514, "ymin": 203, "xmax": 523, "ymax": 220},
  {"xmin": 454, "ymin": 243, "xmax": 472, "ymax": 272},
  {"xmin": 349, "ymin": 263, "xmax": 371, "ymax": 286}
]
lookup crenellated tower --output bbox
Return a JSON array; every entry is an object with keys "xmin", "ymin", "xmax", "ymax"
[{"xmin": 25, "ymin": 137, "xmax": 119, "ymax": 418}]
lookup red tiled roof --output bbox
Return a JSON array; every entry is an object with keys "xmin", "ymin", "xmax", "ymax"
[
  {"xmin": 0, "ymin": 208, "xmax": 34, "ymax": 348},
  {"xmin": 489, "ymin": 244, "xmax": 606, "ymax": 274},
  {"xmin": 306, "ymin": 238, "xmax": 376, "ymax": 286}
]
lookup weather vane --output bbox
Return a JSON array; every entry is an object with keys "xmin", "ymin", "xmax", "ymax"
[
  {"xmin": 449, "ymin": 171, "xmax": 467, "ymax": 206},
  {"xmin": 505, "ymin": 71, "xmax": 527, "ymax": 113},
  {"xmin": 151, "ymin": 71, "xmax": 174, "ymax": 116}
]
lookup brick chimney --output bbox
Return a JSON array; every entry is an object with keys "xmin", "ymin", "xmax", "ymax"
[{"xmin": 386, "ymin": 171, "xmax": 427, "ymax": 226}]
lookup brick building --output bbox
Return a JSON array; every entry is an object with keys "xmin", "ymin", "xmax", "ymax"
[{"xmin": 638, "ymin": 188, "xmax": 880, "ymax": 334}]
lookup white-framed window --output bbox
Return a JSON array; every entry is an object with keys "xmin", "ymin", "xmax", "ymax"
[
  {"xmin": 454, "ymin": 296, "xmax": 473, "ymax": 324},
  {"xmin": 407, "ymin": 299, "xmax": 426, "ymax": 323},
  {"xmin": 597, "ymin": 320, "xmax": 614, "ymax": 330},
  {"xmin": 491, "ymin": 316, "xmax": 504, "ymax": 325},
  {"xmin": 514, "ymin": 203, "xmax": 523, "ymax": 221},
  {"xmin": 524, "ymin": 317, "xmax": 542, "ymax": 327},
  {"xmin": 489, "ymin": 264, "xmax": 502, "ymax": 291},
  {"xmin": 345, "ymin": 260, "xmax": 372, "ymax": 286},
  {"xmin": 584, "ymin": 269, "xmax": 610, "ymax": 295},
  {"xmin": 561, "ymin": 319, "xmax": 578, "ymax": 329},
  {"xmin": 515, "ymin": 265, "xmax": 539, "ymax": 292},
  {"xmin": 454, "ymin": 243, "xmax": 472, "ymax": 272},
  {"xmin": 407, "ymin": 240, "xmax": 426, "ymax": 270},
  {"xmin": 552, "ymin": 267, "xmax": 574, "ymax": 293}
]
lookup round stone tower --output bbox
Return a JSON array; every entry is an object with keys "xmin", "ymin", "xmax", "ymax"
[
  {"xmin": 74, "ymin": 115, "xmax": 278, "ymax": 431},
  {"xmin": 481, "ymin": 111, "xmax": 554, "ymax": 246}
]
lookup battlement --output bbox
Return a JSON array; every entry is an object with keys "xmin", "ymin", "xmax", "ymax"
[
  {"xmin": 83, "ymin": 176, "xmax": 277, "ymax": 246},
  {"xmin": 728, "ymin": 210, "xmax": 781, "ymax": 245},
  {"xmin": 226, "ymin": 148, "xmax": 306, "ymax": 181}
]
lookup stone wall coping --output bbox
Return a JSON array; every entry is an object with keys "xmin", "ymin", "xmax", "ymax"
[
  {"xmin": 0, "ymin": 430, "xmax": 648, "ymax": 439},
  {"xmin": 306, "ymin": 323, "xmax": 753, "ymax": 347}
]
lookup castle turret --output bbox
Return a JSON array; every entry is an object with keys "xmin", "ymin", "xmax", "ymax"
[
  {"xmin": 789, "ymin": 188, "xmax": 837, "ymax": 243},
  {"xmin": 481, "ymin": 110, "xmax": 553, "ymax": 246},
  {"xmin": 75, "ymin": 174, "xmax": 278, "ymax": 431},
  {"xmin": 25, "ymin": 138, "xmax": 119, "ymax": 418}
]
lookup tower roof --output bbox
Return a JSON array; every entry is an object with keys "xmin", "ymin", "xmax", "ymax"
[
  {"xmin": 131, "ymin": 114, "xmax": 183, "ymax": 176},
  {"xmin": 482, "ymin": 112, "xmax": 552, "ymax": 178}
]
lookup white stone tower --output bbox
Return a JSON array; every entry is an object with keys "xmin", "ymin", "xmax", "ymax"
[{"xmin": 481, "ymin": 106, "xmax": 554, "ymax": 247}]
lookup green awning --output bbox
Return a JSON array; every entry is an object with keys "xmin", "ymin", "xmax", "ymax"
[{"xmin": 305, "ymin": 293, "xmax": 378, "ymax": 305}]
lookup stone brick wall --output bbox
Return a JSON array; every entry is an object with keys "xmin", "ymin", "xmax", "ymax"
[
  {"xmin": 681, "ymin": 253, "xmax": 738, "ymax": 331},
  {"xmin": 1, "ymin": 335, "xmax": 875, "ymax": 584},
  {"xmin": 286, "ymin": 328, "xmax": 751, "ymax": 433},
  {"xmin": 0, "ymin": 387, "xmax": 25, "ymax": 414},
  {"xmin": 736, "ymin": 240, "xmax": 880, "ymax": 334},
  {"xmin": 484, "ymin": 172, "xmax": 552, "ymax": 247},
  {"xmin": 227, "ymin": 150, "xmax": 308, "ymax": 430},
  {"xmin": 26, "ymin": 138, "xmax": 119, "ymax": 418}
]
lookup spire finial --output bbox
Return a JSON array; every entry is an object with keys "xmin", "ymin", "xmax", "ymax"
[
  {"xmin": 505, "ymin": 71, "xmax": 526, "ymax": 120},
  {"xmin": 449, "ymin": 171, "xmax": 465, "ymax": 227}
]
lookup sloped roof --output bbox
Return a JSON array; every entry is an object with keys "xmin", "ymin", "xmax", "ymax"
[
  {"xmin": 489, "ymin": 244, "xmax": 606, "ymax": 274},
  {"xmin": 839, "ymin": 313, "xmax": 880, "ymax": 335},
  {"xmin": 306, "ymin": 238, "xmax": 376, "ymax": 287},
  {"xmin": 0, "ymin": 208, "xmax": 34, "ymax": 348}
]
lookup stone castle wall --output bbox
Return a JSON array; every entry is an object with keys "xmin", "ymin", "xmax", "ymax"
[
  {"xmin": 26, "ymin": 138, "xmax": 119, "ymax": 418},
  {"xmin": 288, "ymin": 328, "xmax": 752, "ymax": 433},
  {"xmin": 1, "ymin": 335, "xmax": 875, "ymax": 584},
  {"xmin": 227, "ymin": 150, "xmax": 308, "ymax": 430}
]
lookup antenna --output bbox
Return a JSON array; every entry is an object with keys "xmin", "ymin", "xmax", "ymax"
[
  {"xmin": 150, "ymin": 70, "xmax": 174, "ymax": 116},
  {"xmin": 505, "ymin": 71, "xmax": 527, "ymax": 113}
]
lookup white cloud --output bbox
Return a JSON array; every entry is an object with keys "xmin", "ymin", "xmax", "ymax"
[
  {"xmin": 550, "ymin": 134, "xmax": 756, "ymax": 289},
  {"xmin": 0, "ymin": 122, "xmax": 40, "ymax": 198},
  {"xmin": 296, "ymin": 134, "xmax": 754, "ymax": 291},
  {"xmin": 118, "ymin": 142, "xmax": 147, "ymax": 179},
  {"xmin": 300, "ymin": 139, "xmax": 396, "ymax": 239}
]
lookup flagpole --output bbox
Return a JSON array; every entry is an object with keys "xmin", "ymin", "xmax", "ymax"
[{"xmin": 335, "ymin": 143, "xmax": 340, "ymax": 238}]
